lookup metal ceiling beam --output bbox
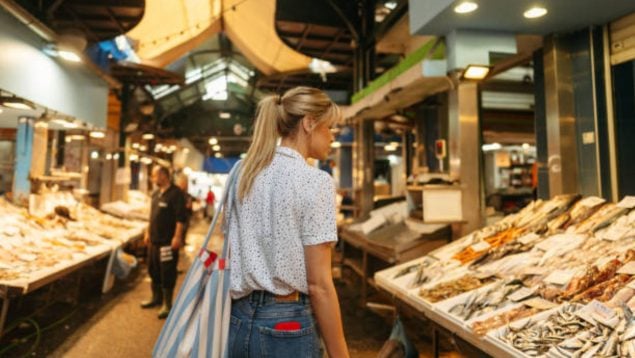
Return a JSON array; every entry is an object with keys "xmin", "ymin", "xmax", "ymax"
[
  {"xmin": 278, "ymin": 30, "xmax": 351, "ymax": 45},
  {"xmin": 295, "ymin": 24, "xmax": 312, "ymax": 51},
  {"xmin": 105, "ymin": 7, "xmax": 127, "ymax": 33}
]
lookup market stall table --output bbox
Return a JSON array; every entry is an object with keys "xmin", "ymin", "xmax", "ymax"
[{"xmin": 339, "ymin": 221, "xmax": 451, "ymax": 306}]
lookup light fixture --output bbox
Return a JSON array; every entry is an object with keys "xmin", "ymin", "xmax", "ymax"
[
  {"xmin": 482, "ymin": 143, "xmax": 502, "ymax": 151},
  {"xmin": 63, "ymin": 121, "xmax": 78, "ymax": 129},
  {"xmin": 384, "ymin": 144, "xmax": 398, "ymax": 152},
  {"xmin": 219, "ymin": 112, "xmax": 231, "ymax": 119},
  {"xmin": 389, "ymin": 141, "xmax": 400, "ymax": 147},
  {"xmin": 524, "ymin": 6, "xmax": 547, "ymax": 19},
  {"xmin": 214, "ymin": 153, "xmax": 223, "ymax": 158},
  {"xmin": 130, "ymin": 154, "xmax": 139, "ymax": 162},
  {"xmin": 384, "ymin": 1, "xmax": 397, "ymax": 10},
  {"xmin": 462, "ymin": 65, "xmax": 491, "ymax": 80},
  {"xmin": 0, "ymin": 96, "xmax": 36, "ymax": 110},
  {"xmin": 132, "ymin": 142, "xmax": 140, "ymax": 149},
  {"xmin": 90, "ymin": 151, "xmax": 99, "ymax": 160},
  {"xmin": 106, "ymin": 153, "xmax": 113, "ymax": 160},
  {"xmin": 141, "ymin": 157, "xmax": 153, "ymax": 165},
  {"xmin": 142, "ymin": 133, "xmax": 155, "ymax": 140},
  {"xmin": 113, "ymin": 153, "xmax": 120, "ymax": 160},
  {"xmin": 522, "ymin": 143, "xmax": 531, "ymax": 149},
  {"xmin": 209, "ymin": 137, "xmax": 218, "ymax": 145},
  {"xmin": 454, "ymin": 1, "xmax": 478, "ymax": 14},
  {"xmin": 139, "ymin": 101, "xmax": 155, "ymax": 116},
  {"xmin": 169, "ymin": 145, "xmax": 177, "ymax": 151},
  {"xmin": 89, "ymin": 131, "xmax": 105, "ymax": 139},
  {"xmin": 331, "ymin": 141, "xmax": 342, "ymax": 148},
  {"xmin": 139, "ymin": 145, "xmax": 148, "ymax": 151},
  {"xmin": 68, "ymin": 134, "xmax": 85, "ymax": 141},
  {"xmin": 57, "ymin": 50, "xmax": 81, "ymax": 63},
  {"xmin": 212, "ymin": 144, "xmax": 221, "ymax": 151},
  {"xmin": 240, "ymin": 153, "xmax": 247, "ymax": 159},
  {"xmin": 65, "ymin": 137, "xmax": 72, "ymax": 143}
]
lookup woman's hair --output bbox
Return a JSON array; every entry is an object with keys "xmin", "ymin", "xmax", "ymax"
[{"xmin": 238, "ymin": 86, "xmax": 340, "ymax": 200}]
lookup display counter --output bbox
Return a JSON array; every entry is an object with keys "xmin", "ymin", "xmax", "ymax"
[
  {"xmin": 375, "ymin": 194, "xmax": 635, "ymax": 357},
  {"xmin": 0, "ymin": 197, "xmax": 146, "ymax": 336}
]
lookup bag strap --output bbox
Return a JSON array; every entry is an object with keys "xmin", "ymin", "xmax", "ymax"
[{"xmin": 200, "ymin": 162, "xmax": 241, "ymax": 256}]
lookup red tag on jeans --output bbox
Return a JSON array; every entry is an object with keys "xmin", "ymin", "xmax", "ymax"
[{"xmin": 274, "ymin": 321, "xmax": 301, "ymax": 331}]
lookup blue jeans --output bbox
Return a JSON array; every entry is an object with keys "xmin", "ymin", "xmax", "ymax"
[{"xmin": 228, "ymin": 291, "xmax": 322, "ymax": 357}]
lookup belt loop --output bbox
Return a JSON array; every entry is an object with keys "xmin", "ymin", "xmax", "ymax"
[{"xmin": 259, "ymin": 291, "xmax": 265, "ymax": 306}]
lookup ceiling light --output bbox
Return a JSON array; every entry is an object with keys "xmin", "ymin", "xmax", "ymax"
[
  {"xmin": 454, "ymin": 1, "xmax": 478, "ymax": 14},
  {"xmin": 106, "ymin": 153, "xmax": 113, "ymax": 160},
  {"xmin": 462, "ymin": 65, "xmax": 491, "ymax": 80},
  {"xmin": 524, "ymin": 6, "xmax": 547, "ymax": 19},
  {"xmin": 384, "ymin": 1, "xmax": 397, "ymax": 10},
  {"xmin": 90, "ymin": 151, "xmax": 99, "ymax": 160},
  {"xmin": 209, "ymin": 137, "xmax": 218, "ymax": 145},
  {"xmin": 389, "ymin": 141, "xmax": 400, "ymax": 147},
  {"xmin": 212, "ymin": 145, "xmax": 221, "ymax": 151},
  {"xmin": 139, "ymin": 145, "xmax": 148, "ymax": 151},
  {"xmin": 113, "ymin": 153, "xmax": 120, "ymax": 160},
  {"xmin": 384, "ymin": 144, "xmax": 398, "ymax": 152},
  {"xmin": 142, "ymin": 133, "xmax": 155, "ymax": 140},
  {"xmin": 331, "ymin": 141, "xmax": 342, "ymax": 148},
  {"xmin": 130, "ymin": 154, "xmax": 139, "ymax": 161},
  {"xmin": 219, "ymin": 112, "xmax": 231, "ymax": 119},
  {"xmin": 522, "ymin": 143, "xmax": 531, "ymax": 149},
  {"xmin": 63, "ymin": 121, "xmax": 78, "ymax": 129},
  {"xmin": 132, "ymin": 142, "xmax": 140, "ymax": 149},
  {"xmin": 482, "ymin": 143, "xmax": 502, "ymax": 151},
  {"xmin": 214, "ymin": 153, "xmax": 223, "ymax": 158},
  {"xmin": 58, "ymin": 50, "xmax": 81, "ymax": 63},
  {"xmin": 141, "ymin": 157, "xmax": 153, "ymax": 165},
  {"xmin": 0, "ymin": 96, "xmax": 36, "ymax": 110},
  {"xmin": 89, "ymin": 131, "xmax": 105, "ymax": 139},
  {"xmin": 69, "ymin": 134, "xmax": 85, "ymax": 141}
]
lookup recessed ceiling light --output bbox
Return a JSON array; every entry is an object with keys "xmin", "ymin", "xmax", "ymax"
[
  {"xmin": 209, "ymin": 137, "xmax": 218, "ymax": 145},
  {"xmin": 212, "ymin": 144, "xmax": 221, "ymax": 151},
  {"xmin": 454, "ymin": 1, "xmax": 478, "ymax": 14},
  {"xmin": 214, "ymin": 152, "xmax": 222, "ymax": 158},
  {"xmin": 142, "ymin": 133, "xmax": 155, "ymax": 140},
  {"xmin": 524, "ymin": 7, "xmax": 547, "ymax": 19},
  {"xmin": 462, "ymin": 64, "xmax": 491, "ymax": 80},
  {"xmin": 219, "ymin": 112, "xmax": 231, "ymax": 119},
  {"xmin": 89, "ymin": 131, "xmax": 105, "ymax": 139}
]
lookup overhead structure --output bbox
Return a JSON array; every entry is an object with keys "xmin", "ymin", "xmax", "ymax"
[{"xmin": 126, "ymin": 0, "xmax": 311, "ymax": 75}]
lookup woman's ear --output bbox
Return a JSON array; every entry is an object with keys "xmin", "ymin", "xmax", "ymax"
[{"xmin": 301, "ymin": 116, "xmax": 315, "ymax": 133}]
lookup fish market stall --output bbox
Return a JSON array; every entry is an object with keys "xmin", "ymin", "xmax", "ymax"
[
  {"xmin": 0, "ymin": 197, "xmax": 147, "ymax": 337},
  {"xmin": 375, "ymin": 195, "xmax": 635, "ymax": 357}
]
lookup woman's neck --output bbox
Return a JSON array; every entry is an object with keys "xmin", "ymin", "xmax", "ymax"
[{"xmin": 280, "ymin": 137, "xmax": 309, "ymax": 159}]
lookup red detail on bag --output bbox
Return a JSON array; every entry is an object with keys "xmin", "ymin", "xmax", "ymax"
[
  {"xmin": 218, "ymin": 259, "xmax": 226, "ymax": 270},
  {"xmin": 204, "ymin": 251, "xmax": 218, "ymax": 268},
  {"xmin": 274, "ymin": 321, "xmax": 301, "ymax": 331}
]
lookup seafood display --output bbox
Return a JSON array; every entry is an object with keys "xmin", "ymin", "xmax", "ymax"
[
  {"xmin": 419, "ymin": 274, "xmax": 496, "ymax": 303},
  {"xmin": 447, "ymin": 279, "xmax": 525, "ymax": 320},
  {"xmin": 0, "ymin": 197, "xmax": 145, "ymax": 284},
  {"xmin": 471, "ymin": 305, "xmax": 544, "ymax": 336},
  {"xmin": 497, "ymin": 304, "xmax": 590, "ymax": 356},
  {"xmin": 374, "ymin": 194, "xmax": 635, "ymax": 355}
]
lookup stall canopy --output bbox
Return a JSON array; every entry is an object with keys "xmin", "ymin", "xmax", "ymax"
[{"xmin": 126, "ymin": 0, "xmax": 311, "ymax": 75}]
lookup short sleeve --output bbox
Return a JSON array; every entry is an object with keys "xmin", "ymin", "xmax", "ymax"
[{"xmin": 301, "ymin": 171, "xmax": 338, "ymax": 246}]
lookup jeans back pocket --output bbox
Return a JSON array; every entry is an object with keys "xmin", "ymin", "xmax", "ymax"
[{"xmin": 258, "ymin": 325, "xmax": 320, "ymax": 358}]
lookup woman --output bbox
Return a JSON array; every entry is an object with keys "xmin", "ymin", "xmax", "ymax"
[{"xmin": 227, "ymin": 87, "xmax": 349, "ymax": 357}]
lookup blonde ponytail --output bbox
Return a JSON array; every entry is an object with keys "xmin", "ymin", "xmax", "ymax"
[
  {"xmin": 238, "ymin": 96, "xmax": 280, "ymax": 200},
  {"xmin": 238, "ymin": 87, "xmax": 340, "ymax": 200}
]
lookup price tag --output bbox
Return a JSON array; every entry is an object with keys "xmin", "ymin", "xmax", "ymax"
[
  {"xmin": 523, "ymin": 297, "xmax": 558, "ymax": 310},
  {"xmin": 543, "ymin": 269, "xmax": 576, "ymax": 286},
  {"xmin": 581, "ymin": 300, "xmax": 618, "ymax": 328},
  {"xmin": 518, "ymin": 233, "xmax": 540, "ymax": 245},
  {"xmin": 618, "ymin": 261, "xmax": 635, "ymax": 275},
  {"xmin": 618, "ymin": 196, "xmax": 635, "ymax": 209},
  {"xmin": 578, "ymin": 196, "xmax": 606, "ymax": 208},
  {"xmin": 508, "ymin": 287, "xmax": 537, "ymax": 302},
  {"xmin": 471, "ymin": 241, "xmax": 491, "ymax": 252}
]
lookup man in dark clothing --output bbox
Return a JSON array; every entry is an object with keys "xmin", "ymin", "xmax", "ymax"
[{"xmin": 140, "ymin": 166, "xmax": 186, "ymax": 319}]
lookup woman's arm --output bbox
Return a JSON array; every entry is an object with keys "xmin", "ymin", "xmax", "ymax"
[{"xmin": 305, "ymin": 243, "xmax": 349, "ymax": 358}]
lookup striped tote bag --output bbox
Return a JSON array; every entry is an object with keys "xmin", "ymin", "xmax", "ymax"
[{"xmin": 153, "ymin": 162, "xmax": 240, "ymax": 358}]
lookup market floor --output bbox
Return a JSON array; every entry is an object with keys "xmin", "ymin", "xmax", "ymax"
[{"xmin": 4, "ymin": 218, "xmax": 466, "ymax": 358}]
